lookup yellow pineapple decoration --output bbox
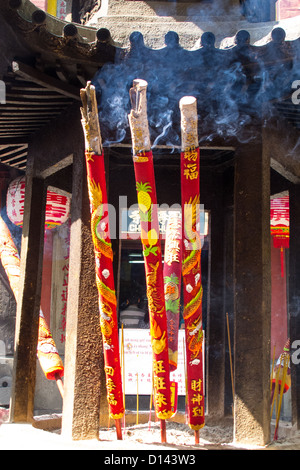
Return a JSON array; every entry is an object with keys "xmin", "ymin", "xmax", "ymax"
[
  {"xmin": 147, "ymin": 228, "xmax": 158, "ymax": 246},
  {"xmin": 136, "ymin": 181, "xmax": 152, "ymax": 213}
]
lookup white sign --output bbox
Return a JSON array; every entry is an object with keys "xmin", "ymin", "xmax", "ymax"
[
  {"xmin": 57, "ymin": 0, "xmax": 67, "ymax": 20},
  {"xmin": 0, "ymin": 81, "xmax": 6, "ymax": 104},
  {"xmin": 120, "ymin": 329, "xmax": 187, "ymax": 396},
  {"xmin": 121, "ymin": 207, "xmax": 209, "ymax": 239}
]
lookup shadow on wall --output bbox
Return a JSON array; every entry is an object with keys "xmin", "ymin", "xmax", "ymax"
[
  {"xmin": 111, "ymin": 0, "xmax": 273, "ymax": 22},
  {"xmin": 72, "ymin": 0, "xmax": 101, "ymax": 23}
]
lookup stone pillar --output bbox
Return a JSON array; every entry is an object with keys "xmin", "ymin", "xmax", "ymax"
[
  {"xmin": 206, "ymin": 170, "xmax": 226, "ymax": 419},
  {"xmin": 289, "ymin": 183, "xmax": 300, "ymax": 429},
  {"xmin": 233, "ymin": 135, "xmax": 271, "ymax": 445},
  {"xmin": 61, "ymin": 151, "xmax": 106, "ymax": 440},
  {"xmin": 9, "ymin": 175, "xmax": 47, "ymax": 423}
]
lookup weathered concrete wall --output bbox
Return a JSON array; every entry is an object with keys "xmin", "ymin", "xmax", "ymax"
[
  {"xmin": 86, "ymin": 1, "xmax": 300, "ymax": 49},
  {"xmin": 101, "ymin": 0, "xmax": 241, "ymax": 18},
  {"xmin": 264, "ymin": 120, "xmax": 300, "ymax": 185},
  {"xmin": 71, "ymin": 0, "xmax": 101, "ymax": 23},
  {"xmin": 234, "ymin": 134, "xmax": 271, "ymax": 446}
]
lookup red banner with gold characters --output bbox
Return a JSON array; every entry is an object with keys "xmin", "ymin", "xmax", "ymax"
[
  {"xmin": 132, "ymin": 150, "xmax": 172, "ymax": 420},
  {"xmin": 84, "ymin": 151, "xmax": 124, "ymax": 420},
  {"xmin": 270, "ymin": 196, "xmax": 289, "ymax": 249},
  {"xmin": 163, "ymin": 213, "xmax": 182, "ymax": 371},
  {"xmin": 181, "ymin": 146, "xmax": 205, "ymax": 431},
  {"xmin": 270, "ymin": 196, "xmax": 289, "ymax": 277},
  {"xmin": 0, "ymin": 216, "xmax": 64, "ymax": 381}
]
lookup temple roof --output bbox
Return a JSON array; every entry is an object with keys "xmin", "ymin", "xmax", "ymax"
[{"xmin": 0, "ymin": 0, "xmax": 299, "ymax": 173}]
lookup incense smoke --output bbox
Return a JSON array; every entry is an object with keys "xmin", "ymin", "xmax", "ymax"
[{"xmin": 92, "ymin": 20, "xmax": 300, "ymax": 148}]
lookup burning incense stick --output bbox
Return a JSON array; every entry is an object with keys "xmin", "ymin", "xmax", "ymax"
[
  {"xmin": 180, "ymin": 96, "xmax": 205, "ymax": 442},
  {"xmin": 183, "ymin": 336, "xmax": 188, "ymax": 425},
  {"xmin": 271, "ymin": 344, "xmax": 276, "ymax": 394},
  {"xmin": 54, "ymin": 372, "xmax": 64, "ymax": 398},
  {"xmin": 270, "ymin": 360, "xmax": 281, "ymax": 419},
  {"xmin": 148, "ymin": 369, "xmax": 154, "ymax": 430},
  {"xmin": 136, "ymin": 372, "xmax": 139, "ymax": 425},
  {"xmin": 81, "ymin": 82, "xmax": 124, "ymax": 440},
  {"xmin": 128, "ymin": 79, "xmax": 151, "ymax": 156},
  {"xmin": 226, "ymin": 312, "xmax": 235, "ymax": 407},
  {"xmin": 128, "ymin": 79, "xmax": 173, "ymax": 443}
]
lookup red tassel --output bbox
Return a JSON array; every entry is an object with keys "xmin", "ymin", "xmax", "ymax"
[{"xmin": 280, "ymin": 246, "xmax": 284, "ymax": 278}]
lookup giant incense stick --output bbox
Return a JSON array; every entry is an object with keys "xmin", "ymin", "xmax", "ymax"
[
  {"xmin": 163, "ymin": 213, "xmax": 182, "ymax": 371},
  {"xmin": 80, "ymin": 82, "xmax": 124, "ymax": 440},
  {"xmin": 0, "ymin": 216, "xmax": 64, "ymax": 395},
  {"xmin": 128, "ymin": 79, "xmax": 173, "ymax": 442},
  {"xmin": 180, "ymin": 96, "xmax": 205, "ymax": 438}
]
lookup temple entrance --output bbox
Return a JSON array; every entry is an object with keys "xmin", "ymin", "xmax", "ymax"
[{"xmin": 106, "ymin": 144, "xmax": 213, "ymax": 415}]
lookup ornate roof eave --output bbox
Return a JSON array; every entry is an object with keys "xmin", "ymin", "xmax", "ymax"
[
  {"xmin": 0, "ymin": 0, "xmax": 299, "ymax": 176},
  {"xmin": 1, "ymin": 0, "xmax": 299, "ymax": 74},
  {"xmin": 0, "ymin": 1, "xmax": 118, "ymax": 69}
]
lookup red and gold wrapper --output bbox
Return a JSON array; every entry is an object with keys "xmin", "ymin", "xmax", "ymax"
[
  {"xmin": 84, "ymin": 151, "xmax": 124, "ymax": 420},
  {"xmin": 132, "ymin": 150, "xmax": 173, "ymax": 420},
  {"xmin": 163, "ymin": 213, "xmax": 182, "ymax": 371},
  {"xmin": 181, "ymin": 146, "xmax": 205, "ymax": 431},
  {"xmin": 37, "ymin": 311, "xmax": 64, "ymax": 380},
  {"xmin": 0, "ymin": 217, "xmax": 21, "ymax": 297},
  {"xmin": 0, "ymin": 216, "xmax": 64, "ymax": 381}
]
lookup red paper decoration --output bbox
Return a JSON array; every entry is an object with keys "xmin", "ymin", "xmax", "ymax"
[
  {"xmin": 270, "ymin": 196, "xmax": 289, "ymax": 277},
  {"xmin": 6, "ymin": 176, "xmax": 70, "ymax": 230}
]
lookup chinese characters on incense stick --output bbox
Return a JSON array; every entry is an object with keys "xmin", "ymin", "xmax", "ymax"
[{"xmin": 164, "ymin": 214, "xmax": 182, "ymax": 372}]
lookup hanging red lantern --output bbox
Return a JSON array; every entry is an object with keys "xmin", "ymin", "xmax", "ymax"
[
  {"xmin": 6, "ymin": 176, "xmax": 70, "ymax": 230},
  {"xmin": 270, "ymin": 196, "xmax": 289, "ymax": 277}
]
